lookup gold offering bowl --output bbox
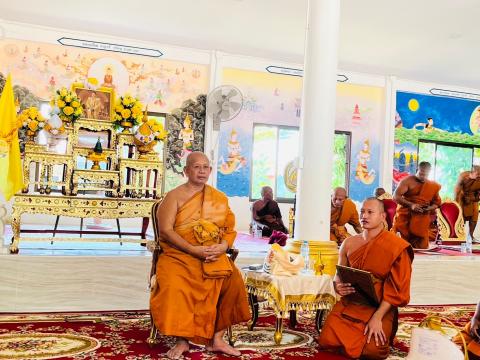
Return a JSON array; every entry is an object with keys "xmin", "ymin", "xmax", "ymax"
[{"xmin": 87, "ymin": 151, "xmax": 107, "ymax": 170}]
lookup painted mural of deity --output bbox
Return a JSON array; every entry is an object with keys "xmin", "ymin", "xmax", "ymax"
[
  {"xmin": 355, "ymin": 139, "xmax": 376, "ymax": 185},
  {"xmin": 218, "ymin": 128, "xmax": 246, "ymax": 175}
]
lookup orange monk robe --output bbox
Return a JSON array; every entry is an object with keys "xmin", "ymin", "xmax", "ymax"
[
  {"xmin": 330, "ymin": 198, "xmax": 362, "ymax": 243},
  {"xmin": 455, "ymin": 172, "xmax": 480, "ymax": 222},
  {"xmin": 453, "ymin": 322, "xmax": 480, "ymax": 360},
  {"xmin": 150, "ymin": 185, "xmax": 250, "ymax": 345},
  {"xmin": 318, "ymin": 230, "xmax": 413, "ymax": 360},
  {"xmin": 391, "ymin": 178, "xmax": 441, "ymax": 249}
]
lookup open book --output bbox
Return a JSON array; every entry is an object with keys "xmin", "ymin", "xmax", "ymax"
[{"xmin": 336, "ymin": 265, "xmax": 379, "ymax": 307}]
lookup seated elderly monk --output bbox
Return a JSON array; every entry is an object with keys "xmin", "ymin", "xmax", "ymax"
[
  {"xmin": 150, "ymin": 152, "xmax": 250, "ymax": 359},
  {"xmin": 252, "ymin": 186, "xmax": 288, "ymax": 237},
  {"xmin": 453, "ymin": 301, "xmax": 480, "ymax": 360},
  {"xmin": 319, "ymin": 197, "xmax": 413, "ymax": 359},
  {"xmin": 331, "ymin": 187, "xmax": 362, "ymax": 244}
]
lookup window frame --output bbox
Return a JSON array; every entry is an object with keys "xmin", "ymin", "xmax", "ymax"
[
  {"xmin": 250, "ymin": 123, "xmax": 298, "ymax": 204},
  {"xmin": 417, "ymin": 139, "xmax": 479, "ymax": 200},
  {"xmin": 333, "ymin": 130, "xmax": 352, "ymax": 196},
  {"xmin": 249, "ymin": 124, "xmax": 351, "ymax": 203}
]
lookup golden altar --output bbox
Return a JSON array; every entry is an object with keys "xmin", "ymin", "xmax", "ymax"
[
  {"xmin": 10, "ymin": 194, "xmax": 156, "ymax": 253},
  {"xmin": 11, "ymin": 114, "xmax": 165, "ymax": 254}
]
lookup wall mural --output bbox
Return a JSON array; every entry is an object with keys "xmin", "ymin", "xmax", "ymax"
[
  {"xmin": 0, "ymin": 38, "xmax": 209, "ymax": 188},
  {"xmin": 395, "ymin": 91, "xmax": 480, "ymax": 199},
  {"xmin": 164, "ymin": 95, "xmax": 206, "ymax": 191},
  {"xmin": 335, "ymin": 83, "xmax": 384, "ymax": 201},
  {"xmin": 217, "ymin": 68, "xmax": 303, "ymax": 198},
  {"xmin": 216, "ymin": 68, "xmax": 385, "ymax": 203}
]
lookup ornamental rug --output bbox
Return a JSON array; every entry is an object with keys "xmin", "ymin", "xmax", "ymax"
[{"xmin": 0, "ymin": 305, "xmax": 475, "ymax": 360}]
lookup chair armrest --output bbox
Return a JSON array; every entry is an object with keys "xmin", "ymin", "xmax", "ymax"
[{"xmin": 227, "ymin": 248, "xmax": 239, "ymax": 263}]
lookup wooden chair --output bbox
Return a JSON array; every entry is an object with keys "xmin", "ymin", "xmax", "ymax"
[
  {"xmin": 147, "ymin": 201, "xmax": 237, "ymax": 347},
  {"xmin": 436, "ymin": 201, "xmax": 465, "ymax": 244}
]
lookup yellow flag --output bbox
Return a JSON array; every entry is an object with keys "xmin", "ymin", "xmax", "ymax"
[{"xmin": 0, "ymin": 74, "xmax": 24, "ymax": 200}]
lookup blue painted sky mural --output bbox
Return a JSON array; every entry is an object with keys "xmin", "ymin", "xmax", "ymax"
[
  {"xmin": 394, "ymin": 91, "xmax": 480, "ymax": 198},
  {"xmin": 396, "ymin": 91, "xmax": 480, "ymax": 133}
]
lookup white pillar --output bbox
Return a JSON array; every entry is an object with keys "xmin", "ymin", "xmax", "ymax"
[
  {"xmin": 205, "ymin": 50, "xmax": 223, "ymax": 187},
  {"xmin": 381, "ymin": 76, "xmax": 397, "ymax": 194},
  {"xmin": 294, "ymin": 0, "xmax": 340, "ymax": 241}
]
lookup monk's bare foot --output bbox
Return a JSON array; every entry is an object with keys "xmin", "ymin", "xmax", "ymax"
[
  {"xmin": 166, "ymin": 338, "xmax": 189, "ymax": 359},
  {"xmin": 206, "ymin": 337, "xmax": 241, "ymax": 356}
]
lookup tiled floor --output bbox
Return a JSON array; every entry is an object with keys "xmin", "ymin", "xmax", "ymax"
[{"xmin": 1, "ymin": 229, "xmax": 478, "ymax": 312}]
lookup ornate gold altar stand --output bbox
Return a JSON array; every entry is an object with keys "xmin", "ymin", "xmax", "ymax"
[
  {"xmin": 11, "ymin": 115, "xmax": 165, "ymax": 254},
  {"xmin": 9, "ymin": 194, "xmax": 156, "ymax": 253},
  {"xmin": 22, "ymin": 143, "xmax": 74, "ymax": 195},
  {"xmin": 71, "ymin": 169, "xmax": 120, "ymax": 196}
]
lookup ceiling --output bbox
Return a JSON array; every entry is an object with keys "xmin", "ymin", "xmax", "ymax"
[{"xmin": 1, "ymin": 0, "xmax": 480, "ymax": 89}]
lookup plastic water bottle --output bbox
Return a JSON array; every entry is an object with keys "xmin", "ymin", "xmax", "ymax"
[
  {"xmin": 466, "ymin": 221, "xmax": 473, "ymax": 254},
  {"xmin": 300, "ymin": 240, "xmax": 310, "ymax": 273}
]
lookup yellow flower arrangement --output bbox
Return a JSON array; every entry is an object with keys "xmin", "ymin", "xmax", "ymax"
[
  {"xmin": 133, "ymin": 112, "xmax": 168, "ymax": 156},
  {"xmin": 50, "ymin": 87, "xmax": 83, "ymax": 123},
  {"xmin": 151, "ymin": 119, "xmax": 168, "ymax": 141},
  {"xmin": 113, "ymin": 94, "xmax": 144, "ymax": 131},
  {"xmin": 18, "ymin": 107, "xmax": 46, "ymax": 140}
]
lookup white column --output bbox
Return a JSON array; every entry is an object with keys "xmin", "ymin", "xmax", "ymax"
[
  {"xmin": 205, "ymin": 50, "xmax": 223, "ymax": 187},
  {"xmin": 381, "ymin": 76, "xmax": 397, "ymax": 193},
  {"xmin": 294, "ymin": 0, "xmax": 341, "ymax": 241}
]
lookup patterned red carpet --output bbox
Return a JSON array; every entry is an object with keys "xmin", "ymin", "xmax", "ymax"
[{"xmin": 0, "ymin": 305, "xmax": 475, "ymax": 359}]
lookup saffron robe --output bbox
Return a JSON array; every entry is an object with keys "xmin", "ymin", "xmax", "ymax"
[
  {"xmin": 330, "ymin": 198, "xmax": 362, "ymax": 243},
  {"xmin": 253, "ymin": 199, "xmax": 288, "ymax": 237},
  {"xmin": 453, "ymin": 322, "xmax": 480, "ymax": 360},
  {"xmin": 318, "ymin": 230, "xmax": 413, "ymax": 359},
  {"xmin": 455, "ymin": 172, "xmax": 480, "ymax": 222},
  {"xmin": 150, "ymin": 185, "xmax": 250, "ymax": 345},
  {"xmin": 391, "ymin": 178, "xmax": 441, "ymax": 249}
]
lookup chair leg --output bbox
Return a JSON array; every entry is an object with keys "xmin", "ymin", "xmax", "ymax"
[
  {"xmin": 227, "ymin": 326, "xmax": 235, "ymax": 346},
  {"xmin": 247, "ymin": 293, "xmax": 259, "ymax": 331},
  {"xmin": 315, "ymin": 309, "xmax": 327, "ymax": 332},
  {"xmin": 289, "ymin": 310, "xmax": 297, "ymax": 329},
  {"xmin": 147, "ymin": 315, "xmax": 159, "ymax": 347}
]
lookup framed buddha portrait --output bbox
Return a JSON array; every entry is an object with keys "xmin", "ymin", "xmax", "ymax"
[{"xmin": 72, "ymin": 85, "xmax": 113, "ymax": 121}]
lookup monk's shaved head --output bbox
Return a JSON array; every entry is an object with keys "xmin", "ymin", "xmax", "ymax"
[
  {"xmin": 185, "ymin": 151, "xmax": 210, "ymax": 168},
  {"xmin": 332, "ymin": 187, "xmax": 347, "ymax": 208},
  {"xmin": 416, "ymin": 161, "xmax": 432, "ymax": 182},
  {"xmin": 261, "ymin": 186, "xmax": 273, "ymax": 200},
  {"xmin": 184, "ymin": 151, "xmax": 212, "ymax": 186},
  {"xmin": 374, "ymin": 187, "xmax": 386, "ymax": 198},
  {"xmin": 360, "ymin": 197, "xmax": 386, "ymax": 230},
  {"xmin": 364, "ymin": 197, "xmax": 385, "ymax": 213}
]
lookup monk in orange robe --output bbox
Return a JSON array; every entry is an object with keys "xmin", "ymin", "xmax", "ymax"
[
  {"xmin": 392, "ymin": 161, "xmax": 441, "ymax": 249},
  {"xmin": 331, "ymin": 187, "xmax": 362, "ymax": 244},
  {"xmin": 454, "ymin": 166, "xmax": 480, "ymax": 239},
  {"xmin": 453, "ymin": 301, "xmax": 480, "ymax": 360},
  {"xmin": 319, "ymin": 197, "xmax": 413, "ymax": 359},
  {"xmin": 150, "ymin": 152, "xmax": 250, "ymax": 359}
]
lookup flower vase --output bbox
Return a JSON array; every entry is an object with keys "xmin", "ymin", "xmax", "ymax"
[
  {"xmin": 120, "ymin": 120, "xmax": 133, "ymax": 134},
  {"xmin": 135, "ymin": 140, "xmax": 157, "ymax": 159}
]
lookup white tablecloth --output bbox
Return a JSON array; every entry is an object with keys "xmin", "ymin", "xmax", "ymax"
[{"xmin": 243, "ymin": 269, "xmax": 336, "ymax": 314}]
